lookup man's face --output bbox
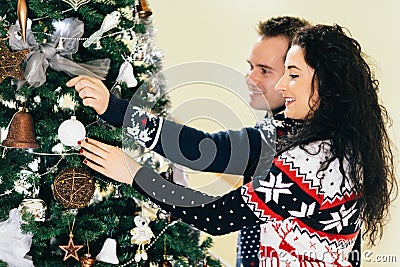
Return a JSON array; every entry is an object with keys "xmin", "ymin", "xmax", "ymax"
[{"xmin": 246, "ymin": 36, "xmax": 288, "ymax": 112}]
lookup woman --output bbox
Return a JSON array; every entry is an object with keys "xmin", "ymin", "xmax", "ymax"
[{"xmin": 79, "ymin": 24, "xmax": 396, "ymax": 266}]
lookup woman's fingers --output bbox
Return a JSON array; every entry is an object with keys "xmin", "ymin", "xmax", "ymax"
[
  {"xmin": 78, "ymin": 138, "xmax": 136, "ymax": 185},
  {"xmin": 82, "ymin": 157, "xmax": 106, "ymax": 175},
  {"xmin": 80, "ymin": 141, "xmax": 108, "ymax": 158},
  {"xmin": 80, "ymin": 147, "xmax": 105, "ymax": 167},
  {"xmin": 83, "ymin": 138, "xmax": 112, "ymax": 152}
]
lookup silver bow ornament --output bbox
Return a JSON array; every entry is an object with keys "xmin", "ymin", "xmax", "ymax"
[{"xmin": 8, "ymin": 17, "xmax": 110, "ymax": 87}]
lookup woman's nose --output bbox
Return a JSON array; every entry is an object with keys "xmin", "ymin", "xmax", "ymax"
[{"xmin": 274, "ymin": 74, "xmax": 286, "ymax": 93}]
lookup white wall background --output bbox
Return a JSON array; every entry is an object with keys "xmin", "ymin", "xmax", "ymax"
[{"xmin": 149, "ymin": 1, "xmax": 400, "ymax": 266}]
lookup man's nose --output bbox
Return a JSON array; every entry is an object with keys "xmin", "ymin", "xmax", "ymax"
[{"xmin": 246, "ymin": 70, "xmax": 261, "ymax": 85}]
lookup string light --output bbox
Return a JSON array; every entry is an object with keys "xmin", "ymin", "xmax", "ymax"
[
  {"xmin": 31, "ymin": 26, "xmax": 136, "ymax": 45},
  {"xmin": 0, "ymin": 118, "xmax": 98, "ymax": 156}
]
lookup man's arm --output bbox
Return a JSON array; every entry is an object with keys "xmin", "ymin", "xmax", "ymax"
[
  {"xmin": 123, "ymin": 104, "xmax": 269, "ymax": 177},
  {"xmin": 99, "ymin": 93, "xmax": 129, "ymax": 126},
  {"xmin": 68, "ymin": 77, "xmax": 272, "ymax": 177}
]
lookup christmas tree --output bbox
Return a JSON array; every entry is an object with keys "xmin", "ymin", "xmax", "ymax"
[{"xmin": 0, "ymin": 0, "xmax": 221, "ymax": 266}]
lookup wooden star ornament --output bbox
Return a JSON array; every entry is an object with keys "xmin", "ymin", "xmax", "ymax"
[
  {"xmin": 59, "ymin": 236, "xmax": 84, "ymax": 261},
  {"xmin": 0, "ymin": 40, "xmax": 29, "ymax": 83}
]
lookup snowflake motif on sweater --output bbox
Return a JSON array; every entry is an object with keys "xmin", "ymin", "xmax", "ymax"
[
  {"xmin": 125, "ymin": 107, "xmax": 163, "ymax": 148},
  {"xmin": 242, "ymin": 141, "xmax": 361, "ymax": 266}
]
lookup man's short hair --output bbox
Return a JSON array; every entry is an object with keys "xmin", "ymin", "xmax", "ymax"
[{"xmin": 258, "ymin": 16, "xmax": 310, "ymax": 42}]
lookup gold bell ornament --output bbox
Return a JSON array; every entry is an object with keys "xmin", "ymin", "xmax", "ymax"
[
  {"xmin": 80, "ymin": 254, "xmax": 96, "ymax": 267},
  {"xmin": 2, "ymin": 108, "xmax": 40, "ymax": 149},
  {"xmin": 137, "ymin": 0, "xmax": 152, "ymax": 18}
]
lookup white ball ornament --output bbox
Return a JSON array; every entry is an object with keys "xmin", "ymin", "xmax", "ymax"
[{"xmin": 57, "ymin": 116, "xmax": 86, "ymax": 146}]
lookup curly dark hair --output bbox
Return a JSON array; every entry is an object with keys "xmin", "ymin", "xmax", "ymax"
[
  {"xmin": 257, "ymin": 16, "xmax": 311, "ymax": 47},
  {"xmin": 286, "ymin": 24, "xmax": 397, "ymax": 246}
]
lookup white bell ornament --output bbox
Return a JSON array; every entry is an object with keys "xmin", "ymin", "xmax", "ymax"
[
  {"xmin": 57, "ymin": 116, "xmax": 86, "ymax": 146},
  {"xmin": 95, "ymin": 238, "xmax": 119, "ymax": 264},
  {"xmin": 116, "ymin": 60, "xmax": 138, "ymax": 88}
]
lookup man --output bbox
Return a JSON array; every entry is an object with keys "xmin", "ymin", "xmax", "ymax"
[{"xmin": 68, "ymin": 16, "xmax": 360, "ymax": 267}]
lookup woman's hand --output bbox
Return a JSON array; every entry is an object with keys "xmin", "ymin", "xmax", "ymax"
[
  {"xmin": 79, "ymin": 138, "xmax": 141, "ymax": 185},
  {"xmin": 66, "ymin": 76, "xmax": 110, "ymax": 115}
]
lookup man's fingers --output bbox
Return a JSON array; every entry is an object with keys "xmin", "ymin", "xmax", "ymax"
[
  {"xmin": 68, "ymin": 76, "xmax": 104, "ymax": 92},
  {"xmin": 82, "ymin": 98, "xmax": 95, "ymax": 108},
  {"xmin": 75, "ymin": 80, "xmax": 97, "ymax": 93},
  {"xmin": 66, "ymin": 76, "xmax": 85, "ymax": 87},
  {"xmin": 66, "ymin": 75, "xmax": 95, "ymax": 87},
  {"xmin": 78, "ymin": 86, "xmax": 99, "ymax": 100}
]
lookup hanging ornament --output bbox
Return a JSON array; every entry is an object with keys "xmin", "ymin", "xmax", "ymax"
[
  {"xmin": 202, "ymin": 257, "xmax": 208, "ymax": 267},
  {"xmin": 80, "ymin": 242, "xmax": 95, "ymax": 267},
  {"xmin": 59, "ymin": 218, "xmax": 83, "ymax": 261},
  {"xmin": 133, "ymin": 39, "xmax": 147, "ymax": 64},
  {"xmin": 57, "ymin": 116, "xmax": 86, "ymax": 147},
  {"xmin": 18, "ymin": 198, "xmax": 47, "ymax": 222},
  {"xmin": 80, "ymin": 253, "xmax": 96, "ymax": 266},
  {"xmin": 2, "ymin": 107, "xmax": 40, "ymax": 149},
  {"xmin": 8, "ymin": 17, "xmax": 111, "ymax": 88},
  {"xmin": 156, "ymin": 208, "xmax": 170, "ymax": 221},
  {"xmin": 83, "ymin": 11, "xmax": 121, "ymax": 48},
  {"xmin": 112, "ymin": 184, "xmax": 122, "ymax": 198},
  {"xmin": 120, "ymin": 29, "xmax": 137, "ymax": 53},
  {"xmin": 136, "ymin": 0, "xmax": 153, "ymax": 18},
  {"xmin": 159, "ymin": 236, "xmax": 172, "ymax": 267},
  {"xmin": 116, "ymin": 59, "xmax": 137, "ymax": 88},
  {"xmin": 159, "ymin": 259, "xmax": 172, "ymax": 267},
  {"xmin": 0, "ymin": 40, "xmax": 29, "ymax": 83},
  {"xmin": 62, "ymin": 0, "xmax": 91, "ymax": 11},
  {"xmin": 17, "ymin": 0, "xmax": 28, "ymax": 43},
  {"xmin": 96, "ymin": 238, "xmax": 119, "ymax": 264},
  {"xmin": 130, "ymin": 215, "xmax": 154, "ymax": 262},
  {"xmin": 56, "ymin": 37, "xmax": 64, "ymax": 50},
  {"xmin": 118, "ymin": 6, "xmax": 135, "ymax": 21},
  {"xmin": 52, "ymin": 168, "xmax": 95, "ymax": 209}
]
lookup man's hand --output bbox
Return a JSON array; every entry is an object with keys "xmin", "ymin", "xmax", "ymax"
[{"xmin": 67, "ymin": 76, "xmax": 110, "ymax": 115}]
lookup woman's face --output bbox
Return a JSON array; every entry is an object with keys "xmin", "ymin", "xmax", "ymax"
[{"xmin": 274, "ymin": 45, "xmax": 319, "ymax": 120}]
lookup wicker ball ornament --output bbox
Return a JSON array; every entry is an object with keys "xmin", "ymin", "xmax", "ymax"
[{"xmin": 53, "ymin": 168, "xmax": 95, "ymax": 208}]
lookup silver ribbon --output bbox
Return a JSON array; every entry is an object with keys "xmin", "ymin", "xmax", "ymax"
[{"xmin": 8, "ymin": 17, "xmax": 110, "ymax": 87}]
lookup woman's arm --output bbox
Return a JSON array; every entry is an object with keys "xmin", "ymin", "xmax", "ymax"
[
  {"xmin": 80, "ymin": 139, "xmax": 361, "ymax": 237},
  {"xmin": 79, "ymin": 138, "xmax": 261, "ymax": 235}
]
